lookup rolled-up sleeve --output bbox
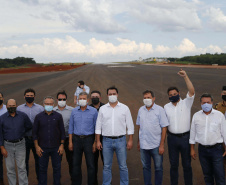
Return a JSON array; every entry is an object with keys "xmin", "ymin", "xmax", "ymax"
[
  {"xmin": 189, "ymin": 115, "xmax": 196, "ymax": 144},
  {"xmin": 159, "ymin": 108, "xmax": 169, "ymax": 128},
  {"xmin": 126, "ymin": 107, "xmax": 134, "ymax": 135},
  {"xmin": 95, "ymin": 108, "xmax": 103, "ymax": 135}
]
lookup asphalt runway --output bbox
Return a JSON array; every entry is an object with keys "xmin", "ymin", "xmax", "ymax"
[{"xmin": 0, "ymin": 63, "xmax": 226, "ymax": 185}]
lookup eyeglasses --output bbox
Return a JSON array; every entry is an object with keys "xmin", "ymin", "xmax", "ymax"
[{"xmin": 58, "ymin": 99, "xmax": 66, "ymax": 101}]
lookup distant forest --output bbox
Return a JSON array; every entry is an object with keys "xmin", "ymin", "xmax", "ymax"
[
  {"xmin": 168, "ymin": 53, "xmax": 226, "ymax": 65},
  {"xmin": 0, "ymin": 57, "xmax": 36, "ymax": 68}
]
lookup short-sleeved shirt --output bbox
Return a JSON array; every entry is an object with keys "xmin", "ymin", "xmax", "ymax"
[
  {"xmin": 17, "ymin": 103, "xmax": 44, "ymax": 136},
  {"xmin": 0, "ymin": 104, "xmax": 7, "ymax": 116},
  {"xmin": 164, "ymin": 92, "xmax": 194, "ymax": 134},
  {"xmin": 136, "ymin": 104, "xmax": 169, "ymax": 149},
  {"xmin": 53, "ymin": 105, "xmax": 73, "ymax": 137}
]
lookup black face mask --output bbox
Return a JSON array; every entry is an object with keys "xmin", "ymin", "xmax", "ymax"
[
  {"xmin": 222, "ymin": 95, "xmax": 226, "ymax": 101},
  {"xmin": 7, "ymin": 107, "xmax": 17, "ymax": 114},
  {"xmin": 25, "ymin": 97, "xmax": 34, "ymax": 104},
  {"xmin": 92, "ymin": 98, "xmax": 100, "ymax": 105},
  {"xmin": 169, "ymin": 94, "xmax": 180, "ymax": 103},
  {"xmin": 0, "ymin": 100, "xmax": 3, "ymax": 106}
]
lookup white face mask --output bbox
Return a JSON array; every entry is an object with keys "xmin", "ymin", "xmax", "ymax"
[
  {"xmin": 143, "ymin": 99, "xmax": 153, "ymax": 107},
  {"xmin": 79, "ymin": 99, "xmax": 87, "ymax": 107},
  {"xmin": 58, "ymin": 101, "xmax": 66, "ymax": 108},
  {"xmin": 108, "ymin": 95, "xmax": 117, "ymax": 103}
]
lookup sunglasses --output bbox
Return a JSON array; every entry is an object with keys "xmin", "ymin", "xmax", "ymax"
[{"xmin": 58, "ymin": 99, "xmax": 66, "ymax": 101}]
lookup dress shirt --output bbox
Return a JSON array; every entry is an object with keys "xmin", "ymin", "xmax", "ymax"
[
  {"xmin": 136, "ymin": 104, "xmax": 169, "ymax": 149},
  {"xmin": 33, "ymin": 111, "xmax": 65, "ymax": 148},
  {"xmin": 0, "ymin": 111, "xmax": 32, "ymax": 146},
  {"xmin": 189, "ymin": 109, "xmax": 226, "ymax": 146},
  {"xmin": 0, "ymin": 104, "xmax": 7, "ymax": 116},
  {"xmin": 164, "ymin": 92, "xmax": 194, "ymax": 134},
  {"xmin": 68, "ymin": 105, "xmax": 98, "ymax": 136},
  {"xmin": 53, "ymin": 105, "xmax": 73, "ymax": 137},
  {"xmin": 17, "ymin": 103, "xmax": 44, "ymax": 136},
  {"xmin": 74, "ymin": 85, "xmax": 90, "ymax": 97},
  {"xmin": 95, "ymin": 102, "xmax": 134, "ymax": 136}
]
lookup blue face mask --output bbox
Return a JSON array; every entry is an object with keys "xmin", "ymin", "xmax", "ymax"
[
  {"xmin": 45, "ymin": 105, "xmax": 53, "ymax": 112},
  {"xmin": 169, "ymin": 94, "xmax": 180, "ymax": 103},
  {"xmin": 201, "ymin": 103, "xmax": 212, "ymax": 112}
]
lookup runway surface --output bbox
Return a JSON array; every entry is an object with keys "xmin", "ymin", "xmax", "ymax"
[{"xmin": 0, "ymin": 63, "xmax": 226, "ymax": 185}]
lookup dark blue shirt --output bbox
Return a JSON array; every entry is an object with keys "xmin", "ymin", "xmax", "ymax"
[
  {"xmin": 68, "ymin": 105, "xmax": 98, "ymax": 135},
  {"xmin": 0, "ymin": 111, "xmax": 33, "ymax": 146},
  {"xmin": 32, "ymin": 111, "xmax": 65, "ymax": 148}
]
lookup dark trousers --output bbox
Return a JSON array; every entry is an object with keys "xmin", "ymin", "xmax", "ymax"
[
  {"xmin": 167, "ymin": 133, "xmax": 193, "ymax": 185},
  {"xmin": 72, "ymin": 135, "xmax": 95, "ymax": 185},
  {"xmin": 64, "ymin": 138, "xmax": 73, "ymax": 179},
  {"xmin": 25, "ymin": 137, "xmax": 39, "ymax": 180},
  {"xmin": 38, "ymin": 147, "xmax": 62, "ymax": 185},
  {"xmin": 199, "ymin": 144, "xmax": 225, "ymax": 185},
  {"xmin": 94, "ymin": 135, "xmax": 103, "ymax": 185},
  {"xmin": 0, "ymin": 151, "xmax": 3, "ymax": 181}
]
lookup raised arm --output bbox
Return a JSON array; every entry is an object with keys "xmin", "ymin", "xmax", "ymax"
[{"xmin": 178, "ymin": 69, "xmax": 195, "ymax": 97}]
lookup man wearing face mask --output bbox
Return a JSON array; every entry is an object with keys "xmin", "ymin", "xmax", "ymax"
[
  {"xmin": 17, "ymin": 88, "xmax": 44, "ymax": 181},
  {"xmin": 69, "ymin": 91, "xmax": 98, "ymax": 185},
  {"xmin": 190, "ymin": 93, "xmax": 226, "ymax": 185},
  {"xmin": 74, "ymin": 80, "xmax": 90, "ymax": 105},
  {"xmin": 33, "ymin": 96, "xmax": 65, "ymax": 185},
  {"xmin": 164, "ymin": 69, "xmax": 195, "ymax": 185},
  {"xmin": 53, "ymin": 90, "xmax": 73, "ymax": 180},
  {"xmin": 0, "ymin": 99, "xmax": 32, "ymax": 185},
  {"xmin": 137, "ymin": 90, "xmax": 169, "ymax": 185},
  {"xmin": 0, "ymin": 92, "xmax": 7, "ymax": 185},
  {"xmin": 95, "ymin": 86, "xmax": 134, "ymax": 185},
  {"xmin": 90, "ymin": 90, "xmax": 105, "ymax": 185}
]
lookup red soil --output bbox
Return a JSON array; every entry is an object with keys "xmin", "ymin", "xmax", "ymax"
[{"xmin": 0, "ymin": 64, "xmax": 85, "ymax": 74}]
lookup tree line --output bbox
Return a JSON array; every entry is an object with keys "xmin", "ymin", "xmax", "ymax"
[
  {"xmin": 167, "ymin": 53, "xmax": 226, "ymax": 65},
  {"xmin": 0, "ymin": 57, "xmax": 36, "ymax": 68}
]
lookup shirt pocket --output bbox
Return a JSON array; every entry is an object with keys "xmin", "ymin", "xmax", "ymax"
[{"xmin": 209, "ymin": 122, "xmax": 220, "ymax": 133}]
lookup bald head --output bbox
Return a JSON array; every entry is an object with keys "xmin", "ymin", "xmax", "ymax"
[{"xmin": 6, "ymin": 99, "xmax": 17, "ymax": 107}]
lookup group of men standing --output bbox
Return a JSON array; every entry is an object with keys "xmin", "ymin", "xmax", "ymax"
[{"xmin": 0, "ymin": 70, "xmax": 226, "ymax": 185}]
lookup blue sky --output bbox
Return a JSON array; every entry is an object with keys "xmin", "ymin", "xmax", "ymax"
[{"xmin": 0, "ymin": 0, "xmax": 226, "ymax": 63}]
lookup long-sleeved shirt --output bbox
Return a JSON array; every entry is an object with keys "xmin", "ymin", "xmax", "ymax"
[
  {"xmin": 164, "ymin": 92, "xmax": 194, "ymax": 134},
  {"xmin": 136, "ymin": 104, "xmax": 169, "ymax": 149},
  {"xmin": 53, "ymin": 105, "xmax": 73, "ymax": 137},
  {"xmin": 0, "ymin": 111, "xmax": 33, "ymax": 146},
  {"xmin": 33, "ymin": 111, "xmax": 65, "ymax": 148},
  {"xmin": 74, "ymin": 85, "xmax": 90, "ymax": 98},
  {"xmin": 189, "ymin": 109, "xmax": 226, "ymax": 146},
  {"xmin": 0, "ymin": 104, "xmax": 7, "ymax": 116},
  {"xmin": 68, "ymin": 105, "xmax": 98, "ymax": 135},
  {"xmin": 95, "ymin": 102, "xmax": 134, "ymax": 136},
  {"xmin": 17, "ymin": 103, "xmax": 44, "ymax": 136}
]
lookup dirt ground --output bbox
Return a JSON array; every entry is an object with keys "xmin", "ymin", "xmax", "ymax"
[{"xmin": 0, "ymin": 63, "xmax": 226, "ymax": 185}]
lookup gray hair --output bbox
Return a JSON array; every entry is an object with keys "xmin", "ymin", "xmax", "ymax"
[
  {"xmin": 43, "ymin": 96, "xmax": 55, "ymax": 104},
  {"xmin": 79, "ymin": 92, "xmax": 89, "ymax": 98}
]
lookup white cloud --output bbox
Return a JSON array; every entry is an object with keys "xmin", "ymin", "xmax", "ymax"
[{"xmin": 204, "ymin": 7, "xmax": 226, "ymax": 32}]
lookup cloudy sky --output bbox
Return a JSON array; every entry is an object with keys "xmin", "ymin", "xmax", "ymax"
[{"xmin": 0, "ymin": 0, "xmax": 226, "ymax": 63}]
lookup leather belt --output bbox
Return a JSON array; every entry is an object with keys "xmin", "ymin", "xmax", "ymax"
[
  {"xmin": 199, "ymin": 143, "xmax": 222, "ymax": 148},
  {"xmin": 168, "ymin": 131, "xmax": 190, "ymax": 137},
  {"xmin": 105, "ymin": 135, "xmax": 124, "ymax": 139},
  {"xmin": 4, "ymin": 138, "xmax": 24, "ymax": 143},
  {"xmin": 74, "ymin": 134, "xmax": 94, "ymax": 139}
]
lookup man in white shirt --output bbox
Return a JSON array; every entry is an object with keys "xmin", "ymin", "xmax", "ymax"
[
  {"xmin": 190, "ymin": 93, "xmax": 226, "ymax": 185},
  {"xmin": 137, "ymin": 90, "xmax": 169, "ymax": 185},
  {"xmin": 164, "ymin": 69, "xmax": 195, "ymax": 185},
  {"xmin": 74, "ymin": 80, "xmax": 90, "ymax": 105},
  {"xmin": 96, "ymin": 86, "xmax": 134, "ymax": 185}
]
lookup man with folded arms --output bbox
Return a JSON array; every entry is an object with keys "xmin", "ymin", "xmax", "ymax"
[
  {"xmin": 69, "ymin": 92, "xmax": 98, "ymax": 185},
  {"xmin": 0, "ymin": 99, "xmax": 32, "ymax": 185},
  {"xmin": 190, "ymin": 93, "xmax": 226, "ymax": 185},
  {"xmin": 96, "ymin": 86, "xmax": 134, "ymax": 185}
]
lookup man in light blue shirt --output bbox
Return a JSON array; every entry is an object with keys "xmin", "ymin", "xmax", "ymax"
[
  {"xmin": 74, "ymin": 80, "xmax": 90, "ymax": 105},
  {"xmin": 136, "ymin": 90, "xmax": 169, "ymax": 185},
  {"xmin": 17, "ymin": 88, "xmax": 44, "ymax": 182},
  {"xmin": 0, "ymin": 92, "xmax": 7, "ymax": 185},
  {"xmin": 69, "ymin": 92, "xmax": 98, "ymax": 185}
]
